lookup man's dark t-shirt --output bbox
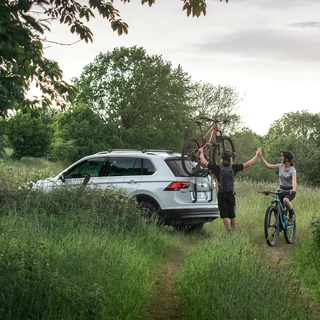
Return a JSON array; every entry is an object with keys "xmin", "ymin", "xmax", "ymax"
[
  {"xmin": 207, "ymin": 163, "xmax": 244, "ymax": 219},
  {"xmin": 207, "ymin": 163, "xmax": 244, "ymax": 191}
]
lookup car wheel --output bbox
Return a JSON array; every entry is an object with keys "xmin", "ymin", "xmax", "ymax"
[
  {"xmin": 189, "ymin": 223, "xmax": 204, "ymax": 231},
  {"xmin": 139, "ymin": 201, "xmax": 162, "ymax": 224},
  {"xmin": 174, "ymin": 223, "xmax": 204, "ymax": 232}
]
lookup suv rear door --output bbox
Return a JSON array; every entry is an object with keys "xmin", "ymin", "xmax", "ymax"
[{"xmin": 165, "ymin": 158, "xmax": 214, "ymax": 203}]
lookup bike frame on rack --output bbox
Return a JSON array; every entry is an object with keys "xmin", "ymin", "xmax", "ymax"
[
  {"xmin": 181, "ymin": 117, "xmax": 235, "ymax": 177},
  {"xmin": 196, "ymin": 117, "xmax": 230, "ymax": 152}
]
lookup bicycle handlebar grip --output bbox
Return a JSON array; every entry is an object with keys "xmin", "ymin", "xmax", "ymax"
[
  {"xmin": 199, "ymin": 117, "xmax": 214, "ymax": 122},
  {"xmin": 258, "ymin": 191, "xmax": 270, "ymax": 195}
]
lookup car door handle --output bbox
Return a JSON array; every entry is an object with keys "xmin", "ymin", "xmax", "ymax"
[{"xmin": 128, "ymin": 180, "xmax": 138, "ymax": 183}]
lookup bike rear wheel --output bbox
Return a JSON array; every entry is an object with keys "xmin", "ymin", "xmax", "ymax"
[
  {"xmin": 284, "ymin": 215, "xmax": 296, "ymax": 244},
  {"xmin": 264, "ymin": 206, "xmax": 279, "ymax": 246},
  {"xmin": 212, "ymin": 136, "xmax": 235, "ymax": 165},
  {"xmin": 181, "ymin": 138, "xmax": 201, "ymax": 176}
]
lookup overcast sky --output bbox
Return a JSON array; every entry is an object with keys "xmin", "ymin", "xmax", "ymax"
[{"xmin": 43, "ymin": 0, "xmax": 320, "ymax": 135}]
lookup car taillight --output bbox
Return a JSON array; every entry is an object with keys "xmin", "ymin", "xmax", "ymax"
[{"xmin": 164, "ymin": 182, "xmax": 191, "ymax": 191}]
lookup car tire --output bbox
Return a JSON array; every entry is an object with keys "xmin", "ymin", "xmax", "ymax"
[
  {"xmin": 139, "ymin": 201, "xmax": 163, "ymax": 224},
  {"xmin": 174, "ymin": 223, "xmax": 204, "ymax": 232}
]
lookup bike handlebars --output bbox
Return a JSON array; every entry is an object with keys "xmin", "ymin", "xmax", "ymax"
[
  {"xmin": 197, "ymin": 117, "xmax": 231, "ymax": 124},
  {"xmin": 258, "ymin": 190, "xmax": 289, "ymax": 196}
]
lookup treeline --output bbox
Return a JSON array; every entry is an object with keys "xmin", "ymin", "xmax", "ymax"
[{"xmin": 1, "ymin": 47, "xmax": 320, "ymax": 185}]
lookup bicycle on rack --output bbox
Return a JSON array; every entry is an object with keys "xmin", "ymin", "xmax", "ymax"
[
  {"xmin": 259, "ymin": 191, "xmax": 296, "ymax": 246},
  {"xmin": 181, "ymin": 117, "xmax": 235, "ymax": 176}
]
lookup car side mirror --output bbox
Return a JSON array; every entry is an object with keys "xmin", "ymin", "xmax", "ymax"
[{"xmin": 59, "ymin": 173, "xmax": 66, "ymax": 183}]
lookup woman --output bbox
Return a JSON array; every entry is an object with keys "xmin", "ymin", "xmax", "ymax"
[
  {"xmin": 259, "ymin": 150, "xmax": 297, "ymax": 222},
  {"xmin": 199, "ymin": 147, "xmax": 260, "ymax": 231}
]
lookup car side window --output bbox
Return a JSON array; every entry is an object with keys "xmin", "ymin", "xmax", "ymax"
[
  {"xmin": 104, "ymin": 157, "xmax": 155, "ymax": 176},
  {"xmin": 107, "ymin": 157, "xmax": 137, "ymax": 176},
  {"xmin": 142, "ymin": 159, "xmax": 155, "ymax": 175},
  {"xmin": 65, "ymin": 158, "xmax": 105, "ymax": 179}
]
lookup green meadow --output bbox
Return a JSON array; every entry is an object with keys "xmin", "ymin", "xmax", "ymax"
[{"xmin": 0, "ymin": 159, "xmax": 319, "ymax": 319}]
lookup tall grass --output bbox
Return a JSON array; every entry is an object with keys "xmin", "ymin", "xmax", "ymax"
[
  {"xmin": 0, "ymin": 187, "xmax": 175, "ymax": 320},
  {"xmin": 3, "ymin": 155, "xmax": 65, "ymax": 175},
  {"xmin": 175, "ymin": 233, "xmax": 307, "ymax": 319},
  {"xmin": 175, "ymin": 179, "xmax": 320, "ymax": 319},
  {"xmin": 0, "ymin": 157, "xmax": 64, "ymax": 191},
  {"xmin": 0, "ymin": 159, "xmax": 319, "ymax": 319}
]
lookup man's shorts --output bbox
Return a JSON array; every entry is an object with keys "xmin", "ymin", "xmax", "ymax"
[{"xmin": 218, "ymin": 192, "xmax": 236, "ymax": 219}]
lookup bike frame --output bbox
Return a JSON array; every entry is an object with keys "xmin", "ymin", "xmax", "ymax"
[
  {"xmin": 181, "ymin": 117, "xmax": 233, "ymax": 176},
  {"xmin": 198, "ymin": 120, "xmax": 225, "ymax": 153},
  {"xmin": 260, "ymin": 190, "xmax": 296, "ymax": 246},
  {"xmin": 272, "ymin": 193, "xmax": 288, "ymax": 231}
]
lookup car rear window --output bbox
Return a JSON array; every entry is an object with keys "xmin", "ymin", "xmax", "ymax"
[{"xmin": 165, "ymin": 158, "xmax": 190, "ymax": 177}]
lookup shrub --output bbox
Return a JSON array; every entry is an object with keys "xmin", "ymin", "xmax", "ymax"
[
  {"xmin": 6, "ymin": 112, "xmax": 52, "ymax": 160},
  {"xmin": 51, "ymin": 104, "xmax": 112, "ymax": 163}
]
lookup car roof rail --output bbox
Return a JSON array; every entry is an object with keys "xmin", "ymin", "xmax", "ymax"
[
  {"xmin": 141, "ymin": 149, "xmax": 174, "ymax": 154},
  {"xmin": 95, "ymin": 149, "xmax": 175, "ymax": 155},
  {"xmin": 108, "ymin": 149, "xmax": 139, "ymax": 152},
  {"xmin": 95, "ymin": 149, "xmax": 138, "ymax": 154}
]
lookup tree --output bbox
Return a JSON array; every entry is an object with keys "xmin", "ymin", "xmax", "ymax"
[
  {"xmin": 262, "ymin": 111, "xmax": 320, "ymax": 185},
  {"xmin": 6, "ymin": 112, "xmax": 52, "ymax": 160},
  {"xmin": 72, "ymin": 46, "xmax": 193, "ymax": 152},
  {"xmin": 231, "ymin": 128, "xmax": 269, "ymax": 182},
  {"xmin": 0, "ymin": 118, "xmax": 6, "ymax": 158},
  {"xmin": 1, "ymin": 0, "xmax": 75, "ymax": 117},
  {"xmin": 0, "ymin": 0, "xmax": 228, "ymax": 118},
  {"xmin": 187, "ymin": 81, "xmax": 242, "ymax": 137},
  {"xmin": 51, "ymin": 104, "xmax": 117, "ymax": 163}
]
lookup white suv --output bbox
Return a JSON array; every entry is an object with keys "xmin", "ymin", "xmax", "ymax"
[{"xmin": 33, "ymin": 149, "xmax": 219, "ymax": 230}]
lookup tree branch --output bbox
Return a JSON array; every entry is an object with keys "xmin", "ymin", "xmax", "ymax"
[{"xmin": 40, "ymin": 37, "xmax": 82, "ymax": 46}]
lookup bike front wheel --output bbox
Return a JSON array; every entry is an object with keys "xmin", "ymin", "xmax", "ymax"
[
  {"xmin": 181, "ymin": 138, "xmax": 201, "ymax": 176},
  {"xmin": 284, "ymin": 217, "xmax": 296, "ymax": 244},
  {"xmin": 264, "ymin": 206, "xmax": 280, "ymax": 246},
  {"xmin": 212, "ymin": 136, "xmax": 235, "ymax": 165}
]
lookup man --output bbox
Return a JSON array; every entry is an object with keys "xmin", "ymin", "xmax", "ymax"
[{"xmin": 198, "ymin": 147, "xmax": 260, "ymax": 231}]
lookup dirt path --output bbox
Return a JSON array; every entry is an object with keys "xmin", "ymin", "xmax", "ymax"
[
  {"xmin": 142, "ymin": 246, "xmax": 188, "ymax": 320},
  {"xmin": 141, "ymin": 233, "xmax": 319, "ymax": 320},
  {"xmin": 141, "ymin": 236, "xmax": 199, "ymax": 320},
  {"xmin": 142, "ymin": 237, "xmax": 296, "ymax": 320}
]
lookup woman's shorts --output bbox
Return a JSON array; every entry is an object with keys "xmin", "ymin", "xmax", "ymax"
[{"xmin": 278, "ymin": 188, "xmax": 296, "ymax": 202}]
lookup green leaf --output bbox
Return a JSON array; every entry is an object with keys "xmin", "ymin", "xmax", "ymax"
[
  {"xmin": 12, "ymin": 61, "xmax": 19, "ymax": 74},
  {"xmin": 21, "ymin": 14, "xmax": 44, "ymax": 33}
]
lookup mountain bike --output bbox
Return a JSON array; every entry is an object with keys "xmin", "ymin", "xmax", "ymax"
[
  {"xmin": 181, "ymin": 117, "xmax": 235, "ymax": 176},
  {"xmin": 259, "ymin": 191, "xmax": 296, "ymax": 246}
]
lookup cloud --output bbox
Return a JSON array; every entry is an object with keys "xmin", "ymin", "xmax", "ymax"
[
  {"xmin": 194, "ymin": 27, "xmax": 320, "ymax": 62},
  {"xmin": 289, "ymin": 21, "xmax": 320, "ymax": 29},
  {"xmin": 218, "ymin": 0, "xmax": 320, "ymax": 9}
]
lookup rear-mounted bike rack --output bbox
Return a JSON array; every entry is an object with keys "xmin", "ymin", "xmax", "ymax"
[{"xmin": 192, "ymin": 175, "xmax": 214, "ymax": 203}]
